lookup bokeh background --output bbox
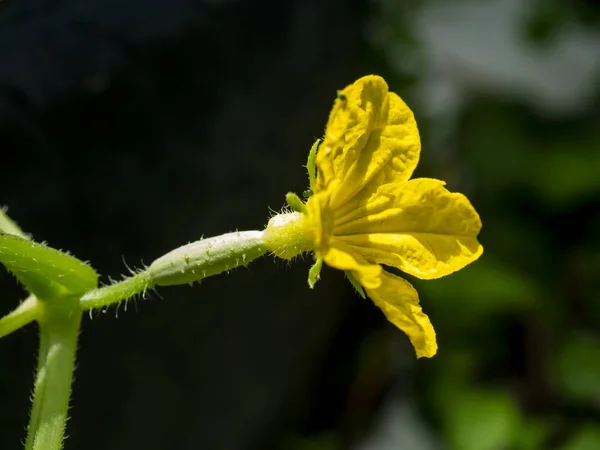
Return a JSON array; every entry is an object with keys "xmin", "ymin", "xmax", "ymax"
[{"xmin": 1, "ymin": 0, "xmax": 600, "ymax": 449}]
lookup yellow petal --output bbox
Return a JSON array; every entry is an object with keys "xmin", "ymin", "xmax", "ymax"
[
  {"xmin": 322, "ymin": 239, "xmax": 382, "ymax": 290},
  {"xmin": 363, "ymin": 271, "xmax": 437, "ymax": 358},
  {"xmin": 307, "ymin": 191, "xmax": 382, "ymax": 289},
  {"xmin": 305, "ymin": 191, "xmax": 330, "ymax": 249},
  {"xmin": 316, "ymin": 76, "xmax": 420, "ymax": 209},
  {"xmin": 335, "ymin": 178, "xmax": 483, "ymax": 279}
]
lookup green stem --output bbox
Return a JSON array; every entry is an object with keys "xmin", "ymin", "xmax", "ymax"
[
  {"xmin": 5, "ymin": 228, "xmax": 268, "ymax": 449},
  {"xmin": 0, "ymin": 295, "xmax": 39, "ymax": 338},
  {"xmin": 25, "ymin": 302, "xmax": 81, "ymax": 450},
  {"xmin": 79, "ymin": 271, "xmax": 153, "ymax": 311},
  {"xmin": 78, "ymin": 230, "xmax": 267, "ymax": 311}
]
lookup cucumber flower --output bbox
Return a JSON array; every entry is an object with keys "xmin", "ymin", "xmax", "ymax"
[
  {"xmin": 0, "ymin": 74, "xmax": 483, "ymax": 450},
  {"xmin": 265, "ymin": 75, "xmax": 482, "ymax": 358}
]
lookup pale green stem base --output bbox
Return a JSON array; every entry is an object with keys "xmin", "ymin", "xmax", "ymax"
[{"xmin": 25, "ymin": 303, "xmax": 81, "ymax": 450}]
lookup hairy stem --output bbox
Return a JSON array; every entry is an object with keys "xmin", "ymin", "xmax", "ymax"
[
  {"xmin": 25, "ymin": 301, "xmax": 81, "ymax": 450},
  {"xmin": 8, "ymin": 229, "xmax": 268, "ymax": 450},
  {"xmin": 79, "ymin": 271, "xmax": 153, "ymax": 311},
  {"xmin": 78, "ymin": 230, "xmax": 267, "ymax": 311}
]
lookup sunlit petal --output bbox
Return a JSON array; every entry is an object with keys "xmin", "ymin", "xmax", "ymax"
[
  {"xmin": 316, "ymin": 76, "xmax": 420, "ymax": 209},
  {"xmin": 336, "ymin": 178, "xmax": 483, "ymax": 279},
  {"xmin": 363, "ymin": 271, "xmax": 437, "ymax": 358},
  {"xmin": 323, "ymin": 239, "xmax": 382, "ymax": 290}
]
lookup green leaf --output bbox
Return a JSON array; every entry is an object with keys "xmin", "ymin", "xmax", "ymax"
[
  {"xmin": 516, "ymin": 418, "xmax": 551, "ymax": 450},
  {"xmin": 559, "ymin": 425, "xmax": 600, "ymax": 450},
  {"xmin": 446, "ymin": 389, "xmax": 521, "ymax": 450},
  {"xmin": 285, "ymin": 192, "xmax": 307, "ymax": 214},
  {"xmin": 305, "ymin": 138, "xmax": 320, "ymax": 192},
  {"xmin": 344, "ymin": 270, "xmax": 366, "ymax": 299},
  {"xmin": 531, "ymin": 133, "xmax": 600, "ymax": 209},
  {"xmin": 0, "ymin": 232, "xmax": 98, "ymax": 299},
  {"xmin": 308, "ymin": 257, "xmax": 323, "ymax": 289},
  {"xmin": 553, "ymin": 333, "xmax": 600, "ymax": 405}
]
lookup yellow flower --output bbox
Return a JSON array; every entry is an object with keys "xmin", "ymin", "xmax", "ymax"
[{"xmin": 265, "ymin": 75, "xmax": 482, "ymax": 358}]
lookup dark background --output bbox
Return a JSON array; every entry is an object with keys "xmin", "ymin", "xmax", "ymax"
[{"xmin": 1, "ymin": 0, "xmax": 600, "ymax": 449}]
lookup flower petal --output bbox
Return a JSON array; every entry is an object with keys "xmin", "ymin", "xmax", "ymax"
[
  {"xmin": 306, "ymin": 190, "xmax": 382, "ymax": 289},
  {"xmin": 363, "ymin": 271, "xmax": 437, "ymax": 358},
  {"xmin": 316, "ymin": 76, "xmax": 420, "ymax": 209},
  {"xmin": 322, "ymin": 239, "xmax": 382, "ymax": 290},
  {"xmin": 305, "ymin": 191, "xmax": 331, "ymax": 249},
  {"xmin": 336, "ymin": 178, "xmax": 483, "ymax": 279}
]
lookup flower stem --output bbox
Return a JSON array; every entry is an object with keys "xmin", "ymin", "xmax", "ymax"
[
  {"xmin": 79, "ymin": 230, "xmax": 266, "ymax": 311},
  {"xmin": 25, "ymin": 300, "xmax": 81, "ymax": 450},
  {"xmin": 0, "ymin": 295, "xmax": 39, "ymax": 339},
  {"xmin": 79, "ymin": 270, "xmax": 153, "ymax": 311}
]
